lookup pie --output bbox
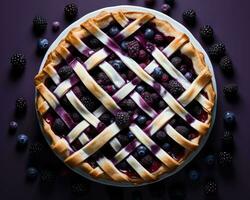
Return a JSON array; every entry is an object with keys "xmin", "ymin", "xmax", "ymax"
[{"xmin": 34, "ymin": 9, "xmax": 216, "ymax": 185}]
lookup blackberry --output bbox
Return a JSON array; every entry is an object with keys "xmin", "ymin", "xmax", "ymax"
[
  {"xmin": 223, "ymin": 84, "xmax": 238, "ymax": 99},
  {"xmin": 52, "ymin": 118, "xmax": 67, "ymax": 135},
  {"xmin": 10, "ymin": 53, "xmax": 26, "ymax": 73},
  {"xmin": 115, "ymin": 111, "xmax": 130, "ymax": 128},
  {"xmin": 219, "ymin": 56, "xmax": 234, "ymax": 75},
  {"xmin": 141, "ymin": 155, "xmax": 153, "ymax": 168},
  {"xmin": 200, "ymin": 25, "xmax": 214, "ymax": 43},
  {"xmin": 58, "ymin": 66, "xmax": 73, "ymax": 80},
  {"xmin": 208, "ymin": 43, "xmax": 226, "ymax": 61},
  {"xmin": 72, "ymin": 112, "xmax": 82, "ymax": 123},
  {"xmin": 40, "ymin": 170, "xmax": 56, "ymax": 184},
  {"xmin": 127, "ymin": 40, "xmax": 140, "ymax": 59},
  {"xmin": 182, "ymin": 9, "xmax": 196, "ymax": 26},
  {"xmin": 222, "ymin": 131, "xmax": 234, "ymax": 146},
  {"xmin": 217, "ymin": 151, "xmax": 233, "ymax": 167},
  {"xmin": 171, "ymin": 56, "xmax": 182, "ymax": 68},
  {"xmin": 29, "ymin": 142, "xmax": 44, "ymax": 157},
  {"xmin": 81, "ymin": 96, "xmax": 97, "ymax": 111},
  {"xmin": 33, "ymin": 16, "xmax": 47, "ymax": 34},
  {"xmin": 15, "ymin": 97, "xmax": 27, "ymax": 114},
  {"xmin": 71, "ymin": 182, "xmax": 90, "ymax": 195},
  {"xmin": 89, "ymin": 38, "xmax": 102, "ymax": 49},
  {"xmin": 203, "ymin": 180, "xmax": 217, "ymax": 195},
  {"xmin": 167, "ymin": 80, "xmax": 185, "ymax": 97},
  {"xmin": 145, "ymin": 0, "xmax": 156, "ymax": 7},
  {"xmin": 97, "ymin": 72, "xmax": 111, "ymax": 85},
  {"xmin": 64, "ymin": 3, "xmax": 78, "ymax": 21},
  {"xmin": 100, "ymin": 113, "xmax": 112, "ymax": 125}
]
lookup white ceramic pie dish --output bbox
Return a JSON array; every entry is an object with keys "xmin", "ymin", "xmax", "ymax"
[{"xmin": 35, "ymin": 5, "xmax": 217, "ymax": 187}]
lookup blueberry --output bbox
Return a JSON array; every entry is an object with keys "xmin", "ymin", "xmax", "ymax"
[
  {"xmin": 109, "ymin": 26, "xmax": 120, "ymax": 36},
  {"xmin": 223, "ymin": 111, "xmax": 236, "ymax": 127},
  {"xmin": 111, "ymin": 59, "xmax": 126, "ymax": 71},
  {"xmin": 189, "ymin": 169, "xmax": 200, "ymax": 181},
  {"xmin": 156, "ymin": 130, "xmax": 167, "ymax": 141},
  {"xmin": 52, "ymin": 21, "xmax": 60, "ymax": 32},
  {"xmin": 9, "ymin": 121, "xmax": 18, "ymax": 133},
  {"xmin": 37, "ymin": 38, "xmax": 49, "ymax": 52},
  {"xmin": 144, "ymin": 28, "xmax": 155, "ymax": 40},
  {"xmin": 152, "ymin": 67, "xmax": 163, "ymax": 79},
  {"xmin": 185, "ymin": 72, "xmax": 194, "ymax": 81},
  {"xmin": 17, "ymin": 134, "xmax": 29, "ymax": 148},
  {"xmin": 136, "ymin": 85, "xmax": 145, "ymax": 94},
  {"xmin": 137, "ymin": 146, "xmax": 147, "ymax": 157},
  {"xmin": 121, "ymin": 41, "xmax": 128, "ymax": 51},
  {"xmin": 171, "ymin": 56, "xmax": 182, "ymax": 67},
  {"xmin": 26, "ymin": 167, "xmax": 39, "ymax": 181},
  {"xmin": 162, "ymin": 143, "xmax": 171, "ymax": 151},
  {"xmin": 205, "ymin": 154, "xmax": 216, "ymax": 166},
  {"xmin": 127, "ymin": 131, "xmax": 135, "ymax": 140},
  {"xmin": 136, "ymin": 115, "xmax": 147, "ymax": 125}
]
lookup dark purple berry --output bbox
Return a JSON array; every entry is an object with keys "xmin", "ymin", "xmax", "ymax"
[
  {"xmin": 179, "ymin": 65, "xmax": 188, "ymax": 74},
  {"xmin": 217, "ymin": 151, "xmax": 233, "ymax": 167},
  {"xmin": 142, "ymin": 92, "xmax": 154, "ymax": 105},
  {"xmin": 10, "ymin": 53, "xmax": 26, "ymax": 73},
  {"xmin": 9, "ymin": 121, "xmax": 18, "ymax": 133},
  {"xmin": 141, "ymin": 155, "xmax": 154, "ymax": 168},
  {"xmin": 219, "ymin": 56, "xmax": 234, "ymax": 75},
  {"xmin": 167, "ymin": 80, "xmax": 185, "ymax": 97},
  {"xmin": 81, "ymin": 96, "xmax": 97, "ymax": 111},
  {"xmin": 171, "ymin": 56, "xmax": 182, "ymax": 67},
  {"xmin": 138, "ymin": 49, "xmax": 148, "ymax": 62},
  {"xmin": 100, "ymin": 113, "xmax": 112, "ymax": 125},
  {"xmin": 52, "ymin": 118, "xmax": 67, "ymax": 135},
  {"xmin": 223, "ymin": 84, "xmax": 238, "ymax": 99},
  {"xmin": 52, "ymin": 21, "xmax": 60, "ymax": 32},
  {"xmin": 161, "ymin": 4, "xmax": 171, "ymax": 14},
  {"xmin": 64, "ymin": 3, "xmax": 78, "ymax": 21},
  {"xmin": 175, "ymin": 126, "xmax": 189, "ymax": 137},
  {"xmin": 185, "ymin": 72, "xmax": 194, "ymax": 82},
  {"xmin": 158, "ymin": 100, "xmax": 166, "ymax": 109},
  {"xmin": 127, "ymin": 40, "xmax": 140, "ymax": 59},
  {"xmin": 183, "ymin": 9, "xmax": 196, "ymax": 26},
  {"xmin": 115, "ymin": 111, "xmax": 130, "ymax": 128},
  {"xmin": 16, "ymin": 97, "xmax": 27, "ymax": 114},
  {"xmin": 58, "ymin": 65, "xmax": 73, "ymax": 80},
  {"xmin": 208, "ymin": 43, "xmax": 226, "ymax": 61},
  {"xmin": 121, "ymin": 99, "xmax": 136, "ymax": 110},
  {"xmin": 33, "ymin": 16, "xmax": 47, "ymax": 34},
  {"xmin": 200, "ymin": 25, "xmax": 214, "ymax": 43},
  {"xmin": 203, "ymin": 180, "xmax": 217, "ymax": 195},
  {"xmin": 156, "ymin": 130, "xmax": 167, "ymax": 141}
]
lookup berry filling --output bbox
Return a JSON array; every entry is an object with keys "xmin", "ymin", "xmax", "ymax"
[{"xmin": 40, "ymin": 20, "xmax": 210, "ymax": 179}]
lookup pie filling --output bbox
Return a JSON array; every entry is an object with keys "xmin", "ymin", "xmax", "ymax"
[{"xmin": 41, "ymin": 20, "xmax": 209, "ymax": 179}]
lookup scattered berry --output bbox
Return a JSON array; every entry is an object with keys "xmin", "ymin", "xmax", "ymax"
[
  {"xmin": 171, "ymin": 56, "xmax": 182, "ymax": 67},
  {"xmin": 208, "ymin": 43, "xmax": 226, "ymax": 61},
  {"xmin": 144, "ymin": 28, "xmax": 155, "ymax": 40},
  {"xmin": 223, "ymin": 84, "xmax": 238, "ymax": 99},
  {"xmin": 183, "ymin": 9, "xmax": 196, "ymax": 26},
  {"xmin": 109, "ymin": 26, "xmax": 120, "ymax": 36},
  {"xmin": 145, "ymin": 0, "xmax": 156, "ymax": 7},
  {"xmin": 204, "ymin": 154, "xmax": 216, "ymax": 166},
  {"xmin": 217, "ymin": 151, "xmax": 233, "ymax": 167},
  {"xmin": 219, "ymin": 56, "xmax": 234, "ymax": 75},
  {"xmin": 223, "ymin": 111, "xmax": 236, "ymax": 127},
  {"xmin": 97, "ymin": 72, "xmax": 111, "ymax": 85},
  {"xmin": 203, "ymin": 180, "xmax": 217, "ymax": 195},
  {"xmin": 222, "ymin": 131, "xmax": 234, "ymax": 146},
  {"xmin": 161, "ymin": 4, "xmax": 171, "ymax": 14},
  {"xmin": 64, "ymin": 3, "xmax": 78, "ymax": 21},
  {"xmin": 121, "ymin": 99, "xmax": 136, "ymax": 110},
  {"xmin": 40, "ymin": 170, "xmax": 56, "ymax": 183},
  {"xmin": 29, "ymin": 142, "xmax": 44, "ymax": 158},
  {"xmin": 200, "ymin": 25, "xmax": 214, "ymax": 43},
  {"xmin": 127, "ymin": 40, "xmax": 140, "ymax": 59},
  {"xmin": 136, "ymin": 115, "xmax": 147, "ymax": 126},
  {"xmin": 189, "ymin": 169, "xmax": 200, "ymax": 181},
  {"xmin": 167, "ymin": 80, "xmax": 185, "ymax": 97},
  {"xmin": 52, "ymin": 21, "xmax": 60, "ymax": 32},
  {"xmin": 37, "ymin": 38, "xmax": 49, "ymax": 53},
  {"xmin": 137, "ymin": 146, "xmax": 148, "ymax": 157},
  {"xmin": 115, "ymin": 111, "xmax": 130, "ymax": 128},
  {"xmin": 26, "ymin": 167, "xmax": 39, "ymax": 181},
  {"xmin": 58, "ymin": 65, "xmax": 73, "ymax": 80},
  {"xmin": 9, "ymin": 121, "xmax": 18, "ymax": 133},
  {"xmin": 33, "ymin": 16, "xmax": 47, "ymax": 34},
  {"xmin": 176, "ymin": 126, "xmax": 190, "ymax": 137},
  {"xmin": 10, "ymin": 53, "xmax": 26, "ymax": 73},
  {"xmin": 17, "ymin": 134, "xmax": 29, "ymax": 148},
  {"xmin": 52, "ymin": 118, "xmax": 67, "ymax": 135},
  {"xmin": 71, "ymin": 182, "xmax": 89, "ymax": 195},
  {"xmin": 15, "ymin": 97, "xmax": 27, "ymax": 114}
]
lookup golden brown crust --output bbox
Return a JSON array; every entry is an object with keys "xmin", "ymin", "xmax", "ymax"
[{"xmin": 34, "ymin": 10, "xmax": 216, "ymax": 185}]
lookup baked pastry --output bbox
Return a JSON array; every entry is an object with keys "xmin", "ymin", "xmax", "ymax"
[{"xmin": 34, "ymin": 10, "xmax": 216, "ymax": 185}]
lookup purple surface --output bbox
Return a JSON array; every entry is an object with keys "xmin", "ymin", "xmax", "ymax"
[{"xmin": 0, "ymin": 0, "xmax": 250, "ymax": 199}]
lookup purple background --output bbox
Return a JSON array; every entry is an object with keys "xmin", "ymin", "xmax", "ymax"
[{"xmin": 1, "ymin": 0, "xmax": 250, "ymax": 199}]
